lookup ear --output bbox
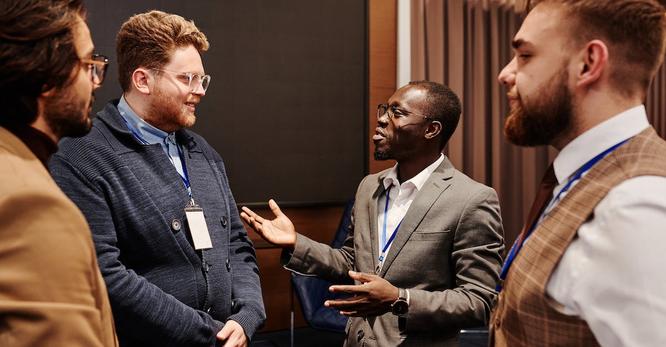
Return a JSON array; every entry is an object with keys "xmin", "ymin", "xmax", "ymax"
[
  {"xmin": 132, "ymin": 68, "xmax": 153, "ymax": 95},
  {"xmin": 424, "ymin": 120, "xmax": 442, "ymax": 140},
  {"xmin": 576, "ymin": 39, "xmax": 608, "ymax": 88},
  {"xmin": 40, "ymin": 87, "xmax": 56, "ymax": 98}
]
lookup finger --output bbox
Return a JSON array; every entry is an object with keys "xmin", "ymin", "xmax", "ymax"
[
  {"xmin": 222, "ymin": 333, "xmax": 239, "ymax": 347},
  {"xmin": 249, "ymin": 209, "xmax": 268, "ymax": 225},
  {"xmin": 240, "ymin": 206, "xmax": 255, "ymax": 218},
  {"xmin": 225, "ymin": 328, "xmax": 247, "ymax": 347},
  {"xmin": 239, "ymin": 212, "xmax": 263, "ymax": 233},
  {"xmin": 268, "ymin": 199, "xmax": 285, "ymax": 217},
  {"xmin": 325, "ymin": 297, "xmax": 366, "ymax": 309},
  {"xmin": 240, "ymin": 207, "xmax": 266, "ymax": 224},
  {"xmin": 329, "ymin": 283, "xmax": 366, "ymax": 294},
  {"xmin": 216, "ymin": 324, "xmax": 231, "ymax": 340},
  {"xmin": 348, "ymin": 270, "xmax": 376, "ymax": 283},
  {"xmin": 239, "ymin": 212, "xmax": 254, "ymax": 226},
  {"xmin": 340, "ymin": 309, "xmax": 378, "ymax": 317}
]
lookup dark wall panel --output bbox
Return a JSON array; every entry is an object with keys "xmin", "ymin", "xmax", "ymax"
[{"xmin": 87, "ymin": 0, "xmax": 367, "ymax": 205}]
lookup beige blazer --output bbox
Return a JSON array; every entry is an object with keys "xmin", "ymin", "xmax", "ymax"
[
  {"xmin": 286, "ymin": 157, "xmax": 504, "ymax": 346},
  {"xmin": 0, "ymin": 127, "xmax": 117, "ymax": 347}
]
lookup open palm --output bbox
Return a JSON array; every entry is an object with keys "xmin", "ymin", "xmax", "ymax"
[{"xmin": 240, "ymin": 199, "xmax": 296, "ymax": 247}]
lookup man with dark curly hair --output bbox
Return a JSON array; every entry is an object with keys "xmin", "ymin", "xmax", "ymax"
[{"xmin": 0, "ymin": 0, "xmax": 116, "ymax": 345}]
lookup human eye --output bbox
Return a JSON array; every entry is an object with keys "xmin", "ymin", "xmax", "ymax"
[
  {"xmin": 177, "ymin": 73, "xmax": 193, "ymax": 84},
  {"xmin": 516, "ymin": 51, "xmax": 532, "ymax": 62},
  {"xmin": 391, "ymin": 107, "xmax": 407, "ymax": 117}
]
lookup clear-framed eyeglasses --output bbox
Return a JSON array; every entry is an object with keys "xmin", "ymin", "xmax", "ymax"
[
  {"xmin": 80, "ymin": 54, "xmax": 109, "ymax": 85},
  {"xmin": 153, "ymin": 68, "xmax": 211, "ymax": 93},
  {"xmin": 376, "ymin": 103, "xmax": 434, "ymax": 121}
]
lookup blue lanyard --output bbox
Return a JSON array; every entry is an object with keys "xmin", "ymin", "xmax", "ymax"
[
  {"xmin": 379, "ymin": 186, "xmax": 402, "ymax": 263},
  {"xmin": 175, "ymin": 144, "xmax": 192, "ymax": 197},
  {"xmin": 121, "ymin": 117, "xmax": 192, "ymax": 197},
  {"xmin": 497, "ymin": 137, "xmax": 630, "ymax": 291}
]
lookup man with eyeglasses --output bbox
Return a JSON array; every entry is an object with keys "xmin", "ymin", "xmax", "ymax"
[
  {"xmin": 242, "ymin": 81, "xmax": 504, "ymax": 346},
  {"xmin": 0, "ymin": 0, "xmax": 117, "ymax": 345},
  {"xmin": 50, "ymin": 10, "xmax": 265, "ymax": 347}
]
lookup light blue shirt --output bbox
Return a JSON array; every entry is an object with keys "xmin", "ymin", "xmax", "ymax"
[{"xmin": 117, "ymin": 96, "xmax": 189, "ymax": 193}]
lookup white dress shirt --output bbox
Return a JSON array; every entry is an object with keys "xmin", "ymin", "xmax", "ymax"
[
  {"xmin": 544, "ymin": 105, "xmax": 666, "ymax": 347},
  {"xmin": 377, "ymin": 154, "xmax": 444, "ymax": 269}
]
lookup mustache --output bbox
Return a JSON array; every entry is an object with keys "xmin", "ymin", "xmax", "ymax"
[
  {"xmin": 187, "ymin": 96, "xmax": 201, "ymax": 104},
  {"xmin": 374, "ymin": 128, "xmax": 387, "ymax": 136}
]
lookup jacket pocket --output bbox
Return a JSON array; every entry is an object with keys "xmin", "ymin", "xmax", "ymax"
[{"xmin": 409, "ymin": 229, "xmax": 451, "ymax": 241}]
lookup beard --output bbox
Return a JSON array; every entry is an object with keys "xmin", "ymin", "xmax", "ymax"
[
  {"xmin": 504, "ymin": 69, "xmax": 573, "ymax": 147},
  {"xmin": 374, "ymin": 147, "xmax": 391, "ymax": 161},
  {"xmin": 146, "ymin": 85, "xmax": 197, "ymax": 132},
  {"xmin": 373, "ymin": 123, "xmax": 423, "ymax": 161},
  {"xmin": 43, "ymin": 88, "xmax": 93, "ymax": 139}
]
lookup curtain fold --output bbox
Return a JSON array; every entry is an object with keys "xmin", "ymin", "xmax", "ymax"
[{"xmin": 411, "ymin": 0, "xmax": 665, "ymax": 245}]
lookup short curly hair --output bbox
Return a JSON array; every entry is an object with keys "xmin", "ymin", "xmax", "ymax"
[
  {"xmin": 408, "ymin": 81, "xmax": 462, "ymax": 149},
  {"xmin": 116, "ymin": 10, "xmax": 209, "ymax": 92},
  {"xmin": 0, "ymin": 0, "xmax": 86, "ymax": 128}
]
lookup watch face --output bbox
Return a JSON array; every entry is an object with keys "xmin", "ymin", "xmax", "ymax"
[{"xmin": 392, "ymin": 300, "xmax": 409, "ymax": 315}]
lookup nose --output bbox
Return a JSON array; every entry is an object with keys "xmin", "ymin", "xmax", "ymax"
[
  {"xmin": 191, "ymin": 83, "xmax": 206, "ymax": 96},
  {"xmin": 91, "ymin": 75, "xmax": 101, "ymax": 91},
  {"xmin": 498, "ymin": 56, "xmax": 517, "ymax": 86},
  {"xmin": 376, "ymin": 111, "xmax": 389, "ymax": 126}
]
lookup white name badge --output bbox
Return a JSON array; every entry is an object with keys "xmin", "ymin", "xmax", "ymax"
[{"xmin": 185, "ymin": 204, "xmax": 213, "ymax": 250}]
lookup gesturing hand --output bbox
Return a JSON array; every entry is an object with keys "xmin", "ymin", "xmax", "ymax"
[
  {"xmin": 240, "ymin": 199, "xmax": 297, "ymax": 248},
  {"xmin": 216, "ymin": 320, "xmax": 247, "ymax": 347},
  {"xmin": 325, "ymin": 271, "xmax": 399, "ymax": 317}
]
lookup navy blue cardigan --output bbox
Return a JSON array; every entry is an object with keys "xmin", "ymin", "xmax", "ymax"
[{"xmin": 50, "ymin": 101, "xmax": 265, "ymax": 346}]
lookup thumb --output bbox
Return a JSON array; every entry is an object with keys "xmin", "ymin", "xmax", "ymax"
[{"xmin": 268, "ymin": 199, "xmax": 285, "ymax": 217}]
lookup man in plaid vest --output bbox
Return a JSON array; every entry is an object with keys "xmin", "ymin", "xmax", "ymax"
[{"xmin": 492, "ymin": 0, "xmax": 666, "ymax": 346}]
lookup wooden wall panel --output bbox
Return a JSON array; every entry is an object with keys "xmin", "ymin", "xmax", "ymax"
[
  {"xmin": 247, "ymin": 206, "xmax": 345, "ymax": 332},
  {"xmin": 369, "ymin": 0, "xmax": 398, "ymax": 174}
]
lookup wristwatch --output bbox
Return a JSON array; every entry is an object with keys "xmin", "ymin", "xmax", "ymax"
[{"xmin": 391, "ymin": 288, "xmax": 409, "ymax": 316}]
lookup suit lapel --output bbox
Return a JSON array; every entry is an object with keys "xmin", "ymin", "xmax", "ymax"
[
  {"xmin": 368, "ymin": 175, "xmax": 388, "ymax": 273},
  {"xmin": 378, "ymin": 158, "xmax": 454, "ymax": 277}
]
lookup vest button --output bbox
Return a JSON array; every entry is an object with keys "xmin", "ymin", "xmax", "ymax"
[
  {"xmin": 171, "ymin": 219, "xmax": 181, "ymax": 232},
  {"xmin": 357, "ymin": 329, "xmax": 364, "ymax": 342},
  {"xmin": 226, "ymin": 258, "xmax": 231, "ymax": 271},
  {"xmin": 221, "ymin": 216, "xmax": 228, "ymax": 227}
]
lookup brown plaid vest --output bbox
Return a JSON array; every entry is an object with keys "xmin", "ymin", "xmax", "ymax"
[{"xmin": 490, "ymin": 127, "xmax": 666, "ymax": 346}]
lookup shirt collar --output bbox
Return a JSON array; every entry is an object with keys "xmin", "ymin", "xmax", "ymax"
[
  {"xmin": 6, "ymin": 125, "xmax": 57, "ymax": 167},
  {"xmin": 117, "ymin": 95, "xmax": 171, "ymax": 145},
  {"xmin": 382, "ymin": 154, "xmax": 445, "ymax": 191},
  {"xmin": 553, "ymin": 104, "xmax": 649, "ymax": 184}
]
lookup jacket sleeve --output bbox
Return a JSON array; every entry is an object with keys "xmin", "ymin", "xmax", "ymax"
[
  {"xmin": 0, "ymin": 189, "xmax": 111, "ymax": 347},
  {"xmin": 49, "ymin": 153, "xmax": 224, "ymax": 347},
  {"xmin": 406, "ymin": 187, "xmax": 505, "ymax": 331},
  {"xmin": 280, "ymin": 177, "xmax": 364, "ymax": 283},
  {"xmin": 215, "ymin": 159, "xmax": 266, "ymax": 339}
]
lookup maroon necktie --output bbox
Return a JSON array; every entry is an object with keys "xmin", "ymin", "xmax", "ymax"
[{"xmin": 515, "ymin": 164, "xmax": 557, "ymax": 246}]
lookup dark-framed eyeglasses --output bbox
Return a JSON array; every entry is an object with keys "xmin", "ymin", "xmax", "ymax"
[
  {"xmin": 152, "ymin": 68, "xmax": 211, "ymax": 93},
  {"xmin": 80, "ymin": 54, "xmax": 109, "ymax": 86},
  {"xmin": 376, "ymin": 103, "xmax": 434, "ymax": 121}
]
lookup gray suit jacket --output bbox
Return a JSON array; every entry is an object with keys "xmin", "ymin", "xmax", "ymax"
[{"xmin": 285, "ymin": 157, "xmax": 504, "ymax": 346}]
